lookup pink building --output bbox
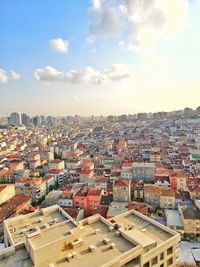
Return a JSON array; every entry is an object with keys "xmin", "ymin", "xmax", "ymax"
[{"xmin": 73, "ymin": 188, "xmax": 103, "ymax": 216}]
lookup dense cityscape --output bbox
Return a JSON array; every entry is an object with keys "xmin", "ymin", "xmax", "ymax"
[
  {"xmin": 0, "ymin": 106, "xmax": 199, "ymax": 266},
  {"xmin": 1, "ymin": 0, "xmax": 200, "ymax": 266}
]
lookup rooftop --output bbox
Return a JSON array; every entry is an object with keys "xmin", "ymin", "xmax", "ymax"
[
  {"xmin": 27, "ymin": 215, "xmax": 137, "ymax": 267},
  {"xmin": 111, "ymin": 210, "xmax": 173, "ymax": 247},
  {"xmin": 1, "ymin": 207, "xmax": 180, "ymax": 267},
  {"xmin": 179, "ymin": 203, "xmax": 200, "ymax": 220},
  {"xmin": 4, "ymin": 205, "xmax": 74, "ymax": 245},
  {"xmin": 0, "ymin": 194, "xmax": 31, "ymax": 222},
  {"xmin": 165, "ymin": 209, "xmax": 183, "ymax": 227}
]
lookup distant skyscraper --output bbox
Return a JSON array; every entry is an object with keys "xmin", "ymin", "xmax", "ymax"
[
  {"xmin": 40, "ymin": 115, "xmax": 46, "ymax": 125},
  {"xmin": 21, "ymin": 113, "xmax": 30, "ymax": 127},
  {"xmin": 9, "ymin": 112, "xmax": 21, "ymax": 126},
  {"xmin": 32, "ymin": 116, "xmax": 41, "ymax": 127},
  {"xmin": 47, "ymin": 116, "xmax": 56, "ymax": 125}
]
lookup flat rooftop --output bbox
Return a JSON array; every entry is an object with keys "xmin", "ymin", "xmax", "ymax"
[
  {"xmin": 107, "ymin": 202, "xmax": 128, "ymax": 218},
  {"xmin": 28, "ymin": 216, "xmax": 137, "ymax": 267},
  {"xmin": 4, "ymin": 205, "xmax": 74, "ymax": 245},
  {"xmin": 2, "ymin": 208, "xmax": 179, "ymax": 267},
  {"xmin": 179, "ymin": 241, "xmax": 200, "ymax": 265},
  {"xmin": 28, "ymin": 221, "xmax": 76, "ymax": 248},
  {"xmin": 112, "ymin": 211, "xmax": 173, "ymax": 248},
  {"xmin": 165, "ymin": 209, "xmax": 183, "ymax": 228}
]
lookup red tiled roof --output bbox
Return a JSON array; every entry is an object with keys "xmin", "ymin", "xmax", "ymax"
[
  {"xmin": 16, "ymin": 178, "xmax": 42, "ymax": 185},
  {"xmin": 114, "ymin": 179, "xmax": 129, "ymax": 187},
  {"xmin": 111, "ymin": 164, "xmax": 122, "ymax": 169},
  {"xmin": 83, "ymin": 161, "xmax": 94, "ymax": 168},
  {"xmin": 43, "ymin": 175, "xmax": 54, "ymax": 182},
  {"xmin": 0, "ymin": 169, "xmax": 14, "ymax": 175},
  {"xmin": 0, "ymin": 194, "xmax": 31, "ymax": 222},
  {"xmin": 121, "ymin": 163, "xmax": 132, "ymax": 168},
  {"xmin": 81, "ymin": 169, "xmax": 93, "ymax": 175},
  {"xmin": 160, "ymin": 188, "xmax": 175, "ymax": 197},
  {"xmin": 88, "ymin": 189, "xmax": 102, "ymax": 196},
  {"xmin": 49, "ymin": 168, "xmax": 63, "ymax": 174},
  {"xmin": 75, "ymin": 189, "xmax": 88, "ymax": 197},
  {"xmin": 144, "ymin": 185, "xmax": 160, "ymax": 194}
]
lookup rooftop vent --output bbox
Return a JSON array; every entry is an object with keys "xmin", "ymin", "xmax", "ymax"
[
  {"xmin": 88, "ymin": 244, "xmax": 95, "ymax": 252},
  {"xmin": 94, "ymin": 228, "xmax": 101, "ymax": 234},
  {"xmin": 109, "ymin": 243, "xmax": 116, "ymax": 249},
  {"xmin": 109, "ymin": 226, "xmax": 114, "ymax": 232},
  {"xmin": 39, "ymin": 217, "xmax": 44, "ymax": 223},
  {"xmin": 103, "ymin": 238, "xmax": 111, "ymax": 245}
]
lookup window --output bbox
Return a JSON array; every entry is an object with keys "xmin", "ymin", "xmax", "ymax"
[
  {"xmin": 167, "ymin": 258, "xmax": 173, "ymax": 266},
  {"xmin": 151, "ymin": 257, "xmax": 158, "ymax": 266},
  {"xmin": 144, "ymin": 262, "xmax": 150, "ymax": 267},
  {"xmin": 160, "ymin": 264, "xmax": 164, "ymax": 267},
  {"xmin": 167, "ymin": 247, "xmax": 173, "ymax": 255},
  {"xmin": 160, "ymin": 252, "xmax": 164, "ymax": 261}
]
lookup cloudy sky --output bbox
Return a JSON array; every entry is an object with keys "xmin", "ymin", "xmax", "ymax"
[{"xmin": 0, "ymin": 0, "xmax": 200, "ymax": 116}]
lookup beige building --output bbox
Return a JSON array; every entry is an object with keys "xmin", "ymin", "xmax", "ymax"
[
  {"xmin": 113, "ymin": 179, "xmax": 131, "ymax": 202},
  {"xmin": 1, "ymin": 206, "xmax": 180, "ymax": 267},
  {"xmin": 3, "ymin": 205, "xmax": 76, "ymax": 247},
  {"xmin": 0, "ymin": 184, "xmax": 15, "ymax": 205},
  {"xmin": 144, "ymin": 185, "xmax": 160, "ymax": 207},
  {"xmin": 15, "ymin": 178, "xmax": 46, "ymax": 203},
  {"xmin": 160, "ymin": 189, "xmax": 175, "ymax": 209},
  {"xmin": 178, "ymin": 203, "xmax": 200, "ymax": 237},
  {"xmin": 49, "ymin": 160, "xmax": 65, "ymax": 170}
]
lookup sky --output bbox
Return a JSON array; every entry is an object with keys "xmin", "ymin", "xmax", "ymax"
[{"xmin": 0, "ymin": 0, "xmax": 200, "ymax": 116}]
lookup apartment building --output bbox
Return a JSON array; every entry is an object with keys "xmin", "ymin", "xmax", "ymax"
[
  {"xmin": 1, "ymin": 208, "xmax": 180, "ymax": 267},
  {"xmin": 48, "ymin": 169, "xmax": 68, "ymax": 186},
  {"xmin": 178, "ymin": 203, "xmax": 200, "ymax": 237},
  {"xmin": 73, "ymin": 188, "xmax": 103, "ymax": 216},
  {"xmin": 49, "ymin": 160, "xmax": 65, "ymax": 170},
  {"xmin": 132, "ymin": 163, "xmax": 155, "ymax": 183},
  {"xmin": 113, "ymin": 179, "xmax": 131, "ymax": 202},
  {"xmin": 3, "ymin": 205, "xmax": 76, "ymax": 247},
  {"xmin": 144, "ymin": 185, "xmax": 160, "ymax": 207},
  {"xmin": 15, "ymin": 178, "xmax": 46, "ymax": 203},
  {"xmin": 0, "ymin": 169, "xmax": 15, "ymax": 183},
  {"xmin": 160, "ymin": 189, "xmax": 175, "ymax": 209}
]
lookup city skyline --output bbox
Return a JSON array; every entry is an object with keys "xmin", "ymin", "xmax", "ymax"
[
  {"xmin": 1, "ymin": 0, "xmax": 200, "ymax": 116},
  {"xmin": 1, "ymin": 105, "xmax": 200, "ymax": 119}
]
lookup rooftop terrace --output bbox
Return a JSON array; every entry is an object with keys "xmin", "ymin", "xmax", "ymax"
[
  {"xmin": 4, "ymin": 205, "xmax": 75, "ymax": 245},
  {"xmin": 111, "ymin": 210, "xmax": 173, "ymax": 250},
  {"xmin": 27, "ymin": 215, "xmax": 139, "ymax": 267}
]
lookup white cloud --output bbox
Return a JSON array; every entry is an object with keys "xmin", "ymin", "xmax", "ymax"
[
  {"xmin": 66, "ymin": 66, "xmax": 99, "ymax": 84},
  {"xmin": 34, "ymin": 63, "xmax": 134, "ymax": 84},
  {"xmin": 0, "ymin": 69, "xmax": 21, "ymax": 84},
  {"xmin": 34, "ymin": 66, "xmax": 64, "ymax": 81},
  {"xmin": 0, "ymin": 69, "xmax": 8, "ymax": 84},
  {"xmin": 49, "ymin": 38, "xmax": 69, "ymax": 53},
  {"xmin": 88, "ymin": 0, "xmax": 189, "ymax": 51},
  {"xmin": 88, "ymin": 0, "xmax": 125, "ymax": 39}
]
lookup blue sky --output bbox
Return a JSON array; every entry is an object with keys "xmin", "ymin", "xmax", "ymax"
[{"xmin": 0, "ymin": 0, "xmax": 200, "ymax": 116}]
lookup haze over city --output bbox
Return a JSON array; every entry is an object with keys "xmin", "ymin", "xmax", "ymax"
[{"xmin": 1, "ymin": 0, "xmax": 200, "ymax": 116}]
